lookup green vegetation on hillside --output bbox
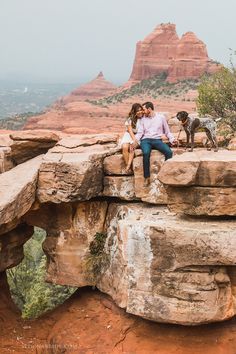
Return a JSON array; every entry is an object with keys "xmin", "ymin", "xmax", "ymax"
[
  {"xmin": 7, "ymin": 228, "xmax": 77, "ymax": 319},
  {"xmin": 197, "ymin": 57, "xmax": 236, "ymax": 133},
  {"xmin": 89, "ymin": 73, "xmax": 199, "ymax": 106},
  {"xmin": 0, "ymin": 112, "xmax": 43, "ymax": 130}
]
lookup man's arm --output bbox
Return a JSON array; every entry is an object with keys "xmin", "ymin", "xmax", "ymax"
[{"xmin": 162, "ymin": 115, "xmax": 175, "ymax": 144}]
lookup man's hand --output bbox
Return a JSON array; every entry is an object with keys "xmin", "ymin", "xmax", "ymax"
[
  {"xmin": 170, "ymin": 139, "xmax": 178, "ymax": 147},
  {"xmin": 132, "ymin": 140, "xmax": 139, "ymax": 149}
]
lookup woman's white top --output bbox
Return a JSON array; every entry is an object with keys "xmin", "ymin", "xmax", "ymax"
[{"xmin": 120, "ymin": 118, "xmax": 140, "ymax": 146}]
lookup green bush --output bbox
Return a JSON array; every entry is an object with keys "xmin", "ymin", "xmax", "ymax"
[
  {"xmin": 7, "ymin": 228, "xmax": 77, "ymax": 319},
  {"xmin": 85, "ymin": 232, "xmax": 109, "ymax": 285},
  {"xmin": 197, "ymin": 59, "xmax": 236, "ymax": 133}
]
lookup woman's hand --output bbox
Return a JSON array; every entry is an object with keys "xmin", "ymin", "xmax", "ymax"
[{"xmin": 130, "ymin": 143, "xmax": 135, "ymax": 152}]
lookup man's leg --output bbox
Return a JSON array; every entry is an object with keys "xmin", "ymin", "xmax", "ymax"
[
  {"xmin": 151, "ymin": 139, "xmax": 173, "ymax": 160},
  {"xmin": 140, "ymin": 139, "xmax": 152, "ymax": 178}
]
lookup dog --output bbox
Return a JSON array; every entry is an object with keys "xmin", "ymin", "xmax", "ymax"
[{"xmin": 176, "ymin": 111, "xmax": 218, "ymax": 152}]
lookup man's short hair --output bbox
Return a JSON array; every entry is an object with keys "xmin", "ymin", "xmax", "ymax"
[{"xmin": 142, "ymin": 101, "xmax": 154, "ymax": 110}]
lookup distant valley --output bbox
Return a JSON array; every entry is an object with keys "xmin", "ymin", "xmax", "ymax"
[{"xmin": 0, "ymin": 82, "xmax": 76, "ymax": 120}]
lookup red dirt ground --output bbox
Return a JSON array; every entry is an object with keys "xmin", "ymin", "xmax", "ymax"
[{"xmin": 1, "ymin": 272, "xmax": 236, "ymax": 354}]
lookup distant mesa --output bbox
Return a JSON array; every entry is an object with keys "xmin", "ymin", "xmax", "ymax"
[
  {"xmin": 62, "ymin": 71, "xmax": 117, "ymax": 103},
  {"xmin": 129, "ymin": 23, "xmax": 221, "ymax": 83}
]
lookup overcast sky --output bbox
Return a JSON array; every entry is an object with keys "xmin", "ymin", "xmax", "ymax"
[{"xmin": 0, "ymin": 0, "xmax": 235, "ymax": 84}]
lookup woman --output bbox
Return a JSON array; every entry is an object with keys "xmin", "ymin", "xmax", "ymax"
[{"xmin": 120, "ymin": 103, "xmax": 143, "ymax": 173}]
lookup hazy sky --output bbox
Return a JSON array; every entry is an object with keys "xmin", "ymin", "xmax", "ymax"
[{"xmin": 0, "ymin": 0, "xmax": 235, "ymax": 84}]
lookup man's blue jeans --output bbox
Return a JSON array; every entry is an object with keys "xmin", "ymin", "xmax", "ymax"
[{"xmin": 140, "ymin": 138, "xmax": 173, "ymax": 178}]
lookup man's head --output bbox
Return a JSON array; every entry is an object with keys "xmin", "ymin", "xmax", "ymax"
[
  {"xmin": 176, "ymin": 111, "xmax": 189, "ymax": 123},
  {"xmin": 142, "ymin": 102, "xmax": 154, "ymax": 117}
]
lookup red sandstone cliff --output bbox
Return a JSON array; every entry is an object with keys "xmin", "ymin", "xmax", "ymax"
[
  {"xmin": 129, "ymin": 23, "xmax": 179, "ymax": 82},
  {"xmin": 167, "ymin": 32, "xmax": 221, "ymax": 82},
  {"xmin": 129, "ymin": 23, "xmax": 220, "ymax": 83}
]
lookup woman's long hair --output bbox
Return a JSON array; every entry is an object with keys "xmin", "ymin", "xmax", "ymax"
[{"xmin": 128, "ymin": 103, "xmax": 143, "ymax": 129}]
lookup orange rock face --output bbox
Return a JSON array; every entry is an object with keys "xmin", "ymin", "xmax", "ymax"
[
  {"xmin": 129, "ymin": 23, "xmax": 179, "ymax": 82},
  {"xmin": 129, "ymin": 24, "xmax": 220, "ymax": 83},
  {"xmin": 167, "ymin": 32, "xmax": 221, "ymax": 82}
]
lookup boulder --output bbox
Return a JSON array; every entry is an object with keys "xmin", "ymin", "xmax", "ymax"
[
  {"xmin": 9, "ymin": 130, "xmax": 60, "ymax": 164},
  {"xmin": 0, "ymin": 155, "xmax": 42, "ymax": 228},
  {"xmin": 103, "ymin": 176, "xmax": 136, "ymax": 200},
  {"xmin": 166, "ymin": 186, "xmax": 236, "ymax": 216},
  {"xmin": 37, "ymin": 136, "xmax": 119, "ymax": 203},
  {"xmin": 103, "ymin": 154, "xmax": 127, "ymax": 175},
  {"xmin": 158, "ymin": 150, "xmax": 236, "ymax": 187},
  {"xmin": 98, "ymin": 203, "xmax": 236, "ymax": 325}
]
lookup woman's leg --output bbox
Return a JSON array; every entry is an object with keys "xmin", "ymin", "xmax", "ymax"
[
  {"xmin": 122, "ymin": 143, "xmax": 130, "ymax": 166},
  {"xmin": 126, "ymin": 147, "xmax": 135, "ymax": 171}
]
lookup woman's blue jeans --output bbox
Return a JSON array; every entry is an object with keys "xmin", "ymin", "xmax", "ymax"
[{"xmin": 140, "ymin": 138, "xmax": 173, "ymax": 178}]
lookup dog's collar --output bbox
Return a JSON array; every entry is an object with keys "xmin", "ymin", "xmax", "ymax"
[{"xmin": 181, "ymin": 117, "xmax": 189, "ymax": 126}]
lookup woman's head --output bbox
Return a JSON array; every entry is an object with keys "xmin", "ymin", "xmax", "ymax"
[{"xmin": 128, "ymin": 103, "xmax": 143, "ymax": 128}]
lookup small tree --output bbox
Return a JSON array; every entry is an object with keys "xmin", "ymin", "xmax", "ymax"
[{"xmin": 197, "ymin": 59, "xmax": 236, "ymax": 133}]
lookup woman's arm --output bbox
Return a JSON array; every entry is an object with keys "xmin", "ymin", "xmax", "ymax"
[{"xmin": 127, "ymin": 125, "xmax": 136, "ymax": 142}]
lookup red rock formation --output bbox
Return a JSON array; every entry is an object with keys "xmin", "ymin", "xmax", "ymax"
[
  {"xmin": 129, "ymin": 23, "xmax": 179, "ymax": 82},
  {"xmin": 168, "ymin": 32, "xmax": 221, "ymax": 82},
  {"xmin": 129, "ymin": 24, "xmax": 220, "ymax": 83},
  {"xmin": 62, "ymin": 71, "xmax": 117, "ymax": 103}
]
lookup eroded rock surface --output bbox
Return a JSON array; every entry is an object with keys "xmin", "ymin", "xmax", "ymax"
[
  {"xmin": 0, "ymin": 129, "xmax": 60, "ymax": 168},
  {"xmin": 158, "ymin": 150, "xmax": 236, "ymax": 216},
  {"xmin": 0, "ymin": 155, "xmax": 42, "ymax": 226},
  {"xmin": 0, "ymin": 130, "xmax": 236, "ymax": 326},
  {"xmin": 99, "ymin": 204, "xmax": 236, "ymax": 325},
  {"xmin": 24, "ymin": 201, "xmax": 108, "ymax": 287},
  {"xmin": 0, "ymin": 224, "xmax": 33, "ymax": 271},
  {"xmin": 37, "ymin": 134, "xmax": 119, "ymax": 203}
]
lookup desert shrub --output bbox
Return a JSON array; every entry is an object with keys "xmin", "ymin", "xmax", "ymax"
[
  {"xmin": 7, "ymin": 228, "xmax": 77, "ymax": 319},
  {"xmin": 85, "ymin": 232, "xmax": 109, "ymax": 285},
  {"xmin": 197, "ymin": 56, "xmax": 236, "ymax": 133}
]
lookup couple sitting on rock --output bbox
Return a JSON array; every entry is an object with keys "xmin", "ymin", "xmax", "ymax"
[{"xmin": 120, "ymin": 101, "xmax": 176, "ymax": 186}]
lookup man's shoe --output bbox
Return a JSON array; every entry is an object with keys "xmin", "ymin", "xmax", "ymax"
[{"xmin": 143, "ymin": 177, "xmax": 150, "ymax": 187}]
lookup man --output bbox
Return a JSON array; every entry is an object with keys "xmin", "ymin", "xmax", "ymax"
[{"xmin": 134, "ymin": 102, "xmax": 176, "ymax": 186}]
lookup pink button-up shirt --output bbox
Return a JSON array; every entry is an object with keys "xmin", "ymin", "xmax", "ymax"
[{"xmin": 135, "ymin": 113, "xmax": 175, "ymax": 143}]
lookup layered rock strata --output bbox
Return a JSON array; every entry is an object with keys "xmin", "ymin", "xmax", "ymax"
[
  {"xmin": 0, "ymin": 130, "xmax": 60, "ymax": 170},
  {"xmin": 158, "ymin": 150, "xmax": 236, "ymax": 215},
  {"xmin": 0, "ymin": 132, "xmax": 236, "ymax": 326}
]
